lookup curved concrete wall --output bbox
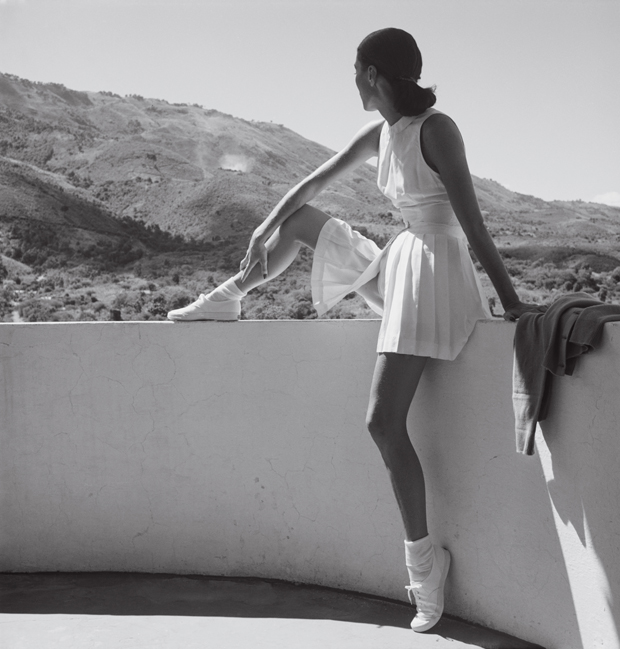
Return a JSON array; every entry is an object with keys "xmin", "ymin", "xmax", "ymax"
[{"xmin": 1, "ymin": 319, "xmax": 619, "ymax": 648}]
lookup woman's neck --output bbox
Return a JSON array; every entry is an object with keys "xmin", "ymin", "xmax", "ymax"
[{"xmin": 378, "ymin": 104, "xmax": 403, "ymax": 126}]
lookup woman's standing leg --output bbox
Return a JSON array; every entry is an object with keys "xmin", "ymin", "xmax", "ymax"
[
  {"xmin": 366, "ymin": 352, "xmax": 429, "ymax": 540},
  {"xmin": 366, "ymin": 352, "xmax": 450, "ymax": 632}
]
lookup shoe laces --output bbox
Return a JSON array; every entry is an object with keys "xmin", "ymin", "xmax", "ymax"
[
  {"xmin": 406, "ymin": 583, "xmax": 422, "ymax": 605},
  {"xmin": 407, "ymin": 581, "xmax": 436, "ymax": 615}
]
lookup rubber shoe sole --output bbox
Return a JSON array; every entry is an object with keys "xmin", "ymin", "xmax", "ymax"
[{"xmin": 171, "ymin": 312, "xmax": 239, "ymax": 322}]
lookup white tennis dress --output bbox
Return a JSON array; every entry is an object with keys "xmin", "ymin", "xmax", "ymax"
[{"xmin": 311, "ymin": 108, "xmax": 491, "ymax": 361}]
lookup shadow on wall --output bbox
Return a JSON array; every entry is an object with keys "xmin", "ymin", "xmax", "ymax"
[
  {"xmin": 540, "ymin": 401, "xmax": 620, "ymax": 648},
  {"xmin": 527, "ymin": 446, "xmax": 584, "ymax": 649},
  {"xmin": 414, "ymin": 348, "xmax": 584, "ymax": 649}
]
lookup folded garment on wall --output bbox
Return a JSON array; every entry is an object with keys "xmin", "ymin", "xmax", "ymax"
[{"xmin": 512, "ymin": 293, "xmax": 620, "ymax": 455}]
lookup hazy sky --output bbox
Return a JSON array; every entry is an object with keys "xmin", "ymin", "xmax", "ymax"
[{"xmin": 0, "ymin": 0, "xmax": 618, "ymax": 205}]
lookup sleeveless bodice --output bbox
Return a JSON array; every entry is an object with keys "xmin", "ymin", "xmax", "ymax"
[{"xmin": 377, "ymin": 108, "xmax": 464, "ymax": 239}]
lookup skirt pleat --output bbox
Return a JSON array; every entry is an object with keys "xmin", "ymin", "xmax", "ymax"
[
  {"xmin": 311, "ymin": 218, "xmax": 383, "ymax": 316},
  {"xmin": 311, "ymin": 218, "xmax": 491, "ymax": 361}
]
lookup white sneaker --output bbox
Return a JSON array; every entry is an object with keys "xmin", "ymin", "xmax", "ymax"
[
  {"xmin": 167, "ymin": 293, "xmax": 241, "ymax": 322},
  {"xmin": 406, "ymin": 546, "xmax": 451, "ymax": 633}
]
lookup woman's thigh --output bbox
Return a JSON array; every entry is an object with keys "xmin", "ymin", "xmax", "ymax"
[
  {"xmin": 367, "ymin": 353, "xmax": 428, "ymax": 432},
  {"xmin": 279, "ymin": 204, "xmax": 332, "ymax": 250}
]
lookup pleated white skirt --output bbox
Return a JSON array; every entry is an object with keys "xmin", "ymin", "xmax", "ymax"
[{"xmin": 311, "ymin": 217, "xmax": 491, "ymax": 361}]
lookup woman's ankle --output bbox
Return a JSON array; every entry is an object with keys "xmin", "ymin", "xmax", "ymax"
[{"xmin": 208, "ymin": 277, "xmax": 246, "ymax": 302}]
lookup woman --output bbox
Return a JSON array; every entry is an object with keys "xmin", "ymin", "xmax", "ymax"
[{"xmin": 168, "ymin": 28, "xmax": 539, "ymax": 632}]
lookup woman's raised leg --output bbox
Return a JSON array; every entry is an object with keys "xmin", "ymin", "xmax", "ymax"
[
  {"xmin": 234, "ymin": 204, "xmax": 331, "ymax": 293},
  {"xmin": 167, "ymin": 205, "xmax": 331, "ymax": 320}
]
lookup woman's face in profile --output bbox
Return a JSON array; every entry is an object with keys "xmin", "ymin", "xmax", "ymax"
[{"xmin": 354, "ymin": 57, "xmax": 373, "ymax": 111}]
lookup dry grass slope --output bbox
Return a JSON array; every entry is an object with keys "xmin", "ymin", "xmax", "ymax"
[{"xmin": 1, "ymin": 71, "xmax": 619, "ymax": 322}]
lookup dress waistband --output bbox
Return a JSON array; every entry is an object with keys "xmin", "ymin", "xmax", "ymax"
[{"xmin": 399, "ymin": 204, "xmax": 465, "ymax": 240}]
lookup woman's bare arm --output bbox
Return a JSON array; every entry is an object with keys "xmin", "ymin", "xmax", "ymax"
[
  {"xmin": 240, "ymin": 119, "xmax": 383, "ymax": 281},
  {"xmin": 421, "ymin": 114, "xmax": 538, "ymax": 319}
]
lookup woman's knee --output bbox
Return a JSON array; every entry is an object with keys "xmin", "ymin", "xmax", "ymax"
[
  {"xmin": 366, "ymin": 404, "xmax": 406, "ymax": 447},
  {"xmin": 366, "ymin": 353, "xmax": 427, "ymax": 443},
  {"xmin": 365, "ymin": 409, "xmax": 384, "ymax": 443}
]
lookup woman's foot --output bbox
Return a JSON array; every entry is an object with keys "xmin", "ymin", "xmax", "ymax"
[
  {"xmin": 406, "ymin": 546, "xmax": 451, "ymax": 633},
  {"xmin": 167, "ymin": 293, "xmax": 241, "ymax": 321}
]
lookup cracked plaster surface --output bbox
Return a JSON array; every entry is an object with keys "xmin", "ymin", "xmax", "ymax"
[{"xmin": 2, "ymin": 321, "xmax": 620, "ymax": 648}]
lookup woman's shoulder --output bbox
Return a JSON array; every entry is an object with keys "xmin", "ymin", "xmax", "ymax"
[
  {"xmin": 348, "ymin": 119, "xmax": 385, "ymax": 143},
  {"xmin": 365, "ymin": 118, "xmax": 386, "ymax": 136},
  {"xmin": 420, "ymin": 108, "xmax": 457, "ymax": 128},
  {"xmin": 419, "ymin": 109, "xmax": 466, "ymax": 169},
  {"xmin": 419, "ymin": 109, "xmax": 461, "ymax": 143},
  {"xmin": 338, "ymin": 119, "xmax": 385, "ymax": 162},
  {"xmin": 352, "ymin": 119, "xmax": 386, "ymax": 151}
]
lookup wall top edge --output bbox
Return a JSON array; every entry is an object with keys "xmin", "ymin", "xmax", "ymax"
[
  {"xmin": 3, "ymin": 317, "xmax": 620, "ymax": 327},
  {"xmin": 0, "ymin": 318, "xmax": 519, "ymax": 328}
]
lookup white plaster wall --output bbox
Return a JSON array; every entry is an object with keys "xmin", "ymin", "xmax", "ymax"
[{"xmin": 1, "ymin": 319, "xmax": 619, "ymax": 648}]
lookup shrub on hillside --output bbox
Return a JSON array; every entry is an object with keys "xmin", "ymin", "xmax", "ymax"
[
  {"xmin": 135, "ymin": 286, "xmax": 195, "ymax": 316},
  {"xmin": 0, "ymin": 286, "xmax": 16, "ymax": 320},
  {"xmin": 111, "ymin": 290, "xmax": 142, "ymax": 313},
  {"xmin": 18, "ymin": 298, "xmax": 63, "ymax": 322}
]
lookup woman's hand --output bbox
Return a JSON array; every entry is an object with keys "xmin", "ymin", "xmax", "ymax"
[
  {"xmin": 240, "ymin": 235, "xmax": 269, "ymax": 283},
  {"xmin": 502, "ymin": 301, "xmax": 547, "ymax": 322}
]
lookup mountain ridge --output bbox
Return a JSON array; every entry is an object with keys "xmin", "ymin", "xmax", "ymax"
[
  {"xmin": 2, "ymin": 70, "xmax": 618, "ymax": 245},
  {"xmin": 1, "ymin": 71, "xmax": 619, "ymax": 321}
]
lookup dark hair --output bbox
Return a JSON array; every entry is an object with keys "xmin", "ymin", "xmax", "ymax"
[{"xmin": 357, "ymin": 28, "xmax": 436, "ymax": 116}]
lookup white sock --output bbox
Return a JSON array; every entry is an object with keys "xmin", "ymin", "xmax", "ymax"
[
  {"xmin": 206, "ymin": 278, "xmax": 246, "ymax": 302},
  {"xmin": 405, "ymin": 535, "xmax": 434, "ymax": 583}
]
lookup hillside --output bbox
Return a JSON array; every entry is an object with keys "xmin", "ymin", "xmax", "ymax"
[
  {"xmin": 1, "ymin": 71, "xmax": 619, "ymax": 322},
  {"xmin": 0, "ymin": 72, "xmax": 390, "ymax": 241}
]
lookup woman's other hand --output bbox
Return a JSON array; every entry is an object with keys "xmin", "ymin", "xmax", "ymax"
[
  {"xmin": 502, "ymin": 301, "xmax": 547, "ymax": 322},
  {"xmin": 240, "ymin": 235, "xmax": 269, "ymax": 282}
]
